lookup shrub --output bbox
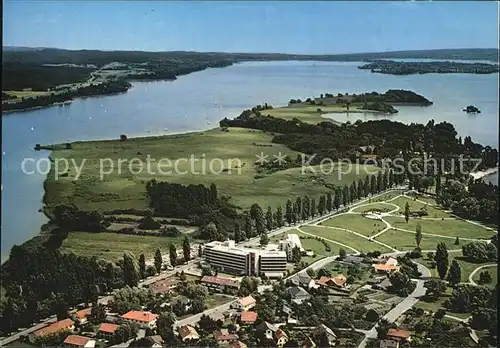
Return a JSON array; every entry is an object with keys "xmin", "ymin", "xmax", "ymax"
[{"xmin": 120, "ymin": 134, "xmax": 128, "ymax": 141}]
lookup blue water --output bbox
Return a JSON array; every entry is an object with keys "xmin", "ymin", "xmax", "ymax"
[{"xmin": 1, "ymin": 61, "xmax": 498, "ymax": 260}]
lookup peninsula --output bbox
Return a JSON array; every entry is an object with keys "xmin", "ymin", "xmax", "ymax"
[{"xmin": 358, "ymin": 60, "xmax": 500, "ymax": 75}]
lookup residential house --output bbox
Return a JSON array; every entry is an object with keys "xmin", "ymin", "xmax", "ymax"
[
  {"xmin": 373, "ymin": 264, "xmax": 401, "ymax": 274},
  {"xmin": 341, "ymin": 255, "xmax": 371, "ymax": 268},
  {"xmin": 286, "ymin": 286, "xmax": 311, "ymax": 305},
  {"xmin": 316, "ymin": 274, "xmax": 347, "ymax": 288},
  {"xmin": 214, "ymin": 329, "xmax": 239, "ymax": 345},
  {"xmin": 380, "ymin": 339, "xmax": 399, "ymax": 348},
  {"xmin": 312, "ymin": 324, "xmax": 337, "ymax": 346},
  {"xmin": 274, "ymin": 329, "xmax": 288, "ymax": 347},
  {"xmin": 74, "ymin": 308, "xmax": 92, "ymax": 325},
  {"xmin": 387, "ymin": 329, "xmax": 410, "ymax": 342},
  {"xmin": 178, "ymin": 325, "xmax": 200, "ymax": 342},
  {"xmin": 31, "ymin": 318, "xmax": 75, "ymax": 342},
  {"xmin": 146, "ymin": 335, "xmax": 164, "ymax": 348},
  {"xmin": 121, "ymin": 310, "xmax": 158, "ymax": 329},
  {"xmin": 200, "ymin": 275, "xmax": 240, "ymax": 294},
  {"xmin": 239, "ymin": 311, "xmax": 258, "ymax": 325},
  {"xmin": 232, "ymin": 296, "xmax": 256, "ymax": 311},
  {"xmin": 372, "ymin": 277, "xmax": 392, "ymax": 291},
  {"xmin": 289, "ymin": 273, "xmax": 315, "ymax": 289},
  {"xmin": 383, "ymin": 257, "xmax": 398, "ymax": 267},
  {"xmin": 149, "ymin": 279, "xmax": 176, "ymax": 295},
  {"xmin": 98, "ymin": 323, "xmax": 119, "ymax": 340},
  {"xmin": 256, "ymin": 321, "xmax": 278, "ymax": 340},
  {"xmin": 282, "ymin": 304, "xmax": 293, "ymax": 318},
  {"xmin": 63, "ymin": 335, "xmax": 96, "ymax": 348}
]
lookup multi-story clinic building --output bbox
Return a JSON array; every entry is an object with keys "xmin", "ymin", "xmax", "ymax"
[{"xmin": 202, "ymin": 240, "xmax": 287, "ymax": 278}]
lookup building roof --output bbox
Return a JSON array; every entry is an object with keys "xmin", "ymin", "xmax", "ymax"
[
  {"xmin": 256, "ymin": 321, "xmax": 278, "ymax": 333},
  {"xmin": 384, "ymin": 257, "xmax": 399, "ymax": 266},
  {"xmin": 290, "ymin": 273, "xmax": 312, "ymax": 287},
  {"xmin": 373, "ymin": 264, "xmax": 401, "ymax": 272},
  {"xmin": 214, "ymin": 329, "xmax": 239, "ymax": 342},
  {"xmin": 149, "ymin": 279, "xmax": 175, "ymax": 294},
  {"xmin": 149, "ymin": 335, "xmax": 164, "ymax": 345},
  {"xmin": 75, "ymin": 308, "xmax": 92, "ymax": 320},
  {"xmin": 34, "ymin": 318, "xmax": 74, "ymax": 337},
  {"xmin": 275, "ymin": 329, "xmax": 288, "ymax": 339},
  {"xmin": 98, "ymin": 323, "xmax": 119, "ymax": 334},
  {"xmin": 374, "ymin": 277, "xmax": 392, "ymax": 290},
  {"xmin": 201, "ymin": 275, "xmax": 240, "ymax": 288},
  {"xmin": 380, "ymin": 339, "xmax": 399, "ymax": 348},
  {"xmin": 240, "ymin": 311, "xmax": 258, "ymax": 323},
  {"xmin": 315, "ymin": 324, "xmax": 337, "ymax": 338},
  {"xmin": 178, "ymin": 325, "xmax": 199, "ymax": 339},
  {"xmin": 286, "ymin": 286, "xmax": 311, "ymax": 299},
  {"xmin": 63, "ymin": 335, "xmax": 93, "ymax": 347},
  {"xmin": 316, "ymin": 276, "xmax": 331, "ymax": 286},
  {"xmin": 331, "ymin": 274, "xmax": 347, "ymax": 287},
  {"xmin": 121, "ymin": 310, "xmax": 159, "ymax": 323},
  {"xmin": 387, "ymin": 328, "xmax": 410, "ymax": 339},
  {"xmin": 238, "ymin": 295, "xmax": 256, "ymax": 307}
]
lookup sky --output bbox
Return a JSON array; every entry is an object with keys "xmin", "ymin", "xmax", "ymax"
[{"xmin": 3, "ymin": 1, "xmax": 499, "ymax": 54}]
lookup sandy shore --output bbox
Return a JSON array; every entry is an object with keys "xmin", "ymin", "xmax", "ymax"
[{"xmin": 470, "ymin": 167, "xmax": 498, "ymax": 180}]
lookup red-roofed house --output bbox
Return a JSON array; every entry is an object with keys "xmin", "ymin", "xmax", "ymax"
[
  {"xmin": 178, "ymin": 325, "xmax": 200, "ymax": 342},
  {"xmin": 239, "ymin": 311, "xmax": 258, "ymax": 324},
  {"xmin": 387, "ymin": 328, "xmax": 410, "ymax": 342},
  {"xmin": 31, "ymin": 318, "xmax": 75, "ymax": 341},
  {"xmin": 214, "ymin": 329, "xmax": 239, "ymax": 344},
  {"xmin": 201, "ymin": 276, "xmax": 240, "ymax": 294},
  {"xmin": 98, "ymin": 323, "xmax": 119, "ymax": 340},
  {"xmin": 121, "ymin": 310, "xmax": 158, "ymax": 329},
  {"xmin": 316, "ymin": 274, "xmax": 347, "ymax": 288},
  {"xmin": 74, "ymin": 308, "xmax": 92, "ymax": 324},
  {"xmin": 373, "ymin": 264, "xmax": 401, "ymax": 274},
  {"xmin": 275, "ymin": 329, "xmax": 288, "ymax": 347},
  {"xmin": 230, "ymin": 341, "xmax": 248, "ymax": 348},
  {"xmin": 149, "ymin": 279, "xmax": 176, "ymax": 295},
  {"xmin": 63, "ymin": 335, "xmax": 96, "ymax": 348},
  {"xmin": 232, "ymin": 295, "xmax": 256, "ymax": 311}
]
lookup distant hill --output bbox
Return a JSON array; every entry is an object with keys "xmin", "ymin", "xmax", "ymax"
[{"xmin": 2, "ymin": 47, "xmax": 498, "ymax": 66}]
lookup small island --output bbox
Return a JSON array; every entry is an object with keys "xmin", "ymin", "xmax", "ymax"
[
  {"xmin": 358, "ymin": 60, "xmax": 500, "ymax": 75},
  {"xmin": 287, "ymin": 89, "xmax": 432, "ymax": 115},
  {"xmin": 463, "ymin": 105, "xmax": 481, "ymax": 113}
]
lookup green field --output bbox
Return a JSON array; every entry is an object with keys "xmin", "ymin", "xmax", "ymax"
[
  {"xmin": 384, "ymin": 216, "xmax": 495, "ymax": 239},
  {"xmin": 414, "ymin": 287, "xmax": 471, "ymax": 319},
  {"xmin": 416, "ymin": 252, "xmax": 491, "ymax": 283},
  {"xmin": 60, "ymin": 231, "xmax": 190, "ymax": 261},
  {"xmin": 45, "ymin": 127, "xmax": 378, "ymax": 214},
  {"xmin": 389, "ymin": 196, "xmax": 451, "ymax": 218},
  {"xmin": 350, "ymin": 202, "xmax": 398, "ymax": 213},
  {"xmin": 370, "ymin": 191, "xmax": 404, "ymax": 202},
  {"xmin": 374, "ymin": 229, "xmax": 460, "ymax": 251},
  {"xmin": 472, "ymin": 265, "xmax": 498, "ymax": 289},
  {"xmin": 300, "ymin": 226, "xmax": 392, "ymax": 253},
  {"xmin": 264, "ymin": 104, "xmax": 363, "ymax": 124},
  {"xmin": 319, "ymin": 214, "xmax": 387, "ymax": 237}
]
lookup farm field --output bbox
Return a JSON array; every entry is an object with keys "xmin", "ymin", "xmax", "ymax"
[
  {"xmin": 44, "ymin": 127, "xmax": 378, "ymax": 214},
  {"xmin": 60, "ymin": 231, "xmax": 190, "ymax": 261}
]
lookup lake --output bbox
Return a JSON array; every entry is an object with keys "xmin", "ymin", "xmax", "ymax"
[{"xmin": 1, "ymin": 61, "xmax": 498, "ymax": 261}]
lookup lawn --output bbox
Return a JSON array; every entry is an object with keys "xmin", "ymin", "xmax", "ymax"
[
  {"xmin": 266, "ymin": 104, "xmax": 359, "ymax": 124},
  {"xmin": 389, "ymin": 196, "xmax": 451, "ymax": 218},
  {"xmin": 374, "ymin": 229, "xmax": 460, "ymax": 251},
  {"xmin": 416, "ymin": 252, "xmax": 492, "ymax": 283},
  {"xmin": 414, "ymin": 287, "xmax": 471, "ymax": 319},
  {"xmin": 300, "ymin": 226, "xmax": 392, "ymax": 253},
  {"xmin": 205, "ymin": 294, "xmax": 234, "ymax": 308},
  {"xmin": 370, "ymin": 190, "xmax": 404, "ymax": 202},
  {"xmin": 472, "ymin": 265, "xmax": 497, "ymax": 289},
  {"xmin": 60, "ymin": 231, "xmax": 189, "ymax": 261},
  {"xmin": 384, "ymin": 216, "xmax": 495, "ymax": 239},
  {"xmin": 350, "ymin": 202, "xmax": 398, "ymax": 213},
  {"xmin": 319, "ymin": 214, "xmax": 387, "ymax": 237},
  {"xmin": 45, "ymin": 127, "xmax": 377, "ymax": 214}
]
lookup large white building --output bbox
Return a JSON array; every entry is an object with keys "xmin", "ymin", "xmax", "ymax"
[
  {"xmin": 279, "ymin": 234, "xmax": 304, "ymax": 261},
  {"xmin": 202, "ymin": 240, "xmax": 287, "ymax": 278}
]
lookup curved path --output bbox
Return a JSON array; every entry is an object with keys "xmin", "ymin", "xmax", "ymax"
[{"xmin": 468, "ymin": 263, "xmax": 497, "ymax": 286}]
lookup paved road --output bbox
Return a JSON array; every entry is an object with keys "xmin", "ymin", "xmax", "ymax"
[{"xmin": 357, "ymin": 258, "xmax": 431, "ymax": 348}]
